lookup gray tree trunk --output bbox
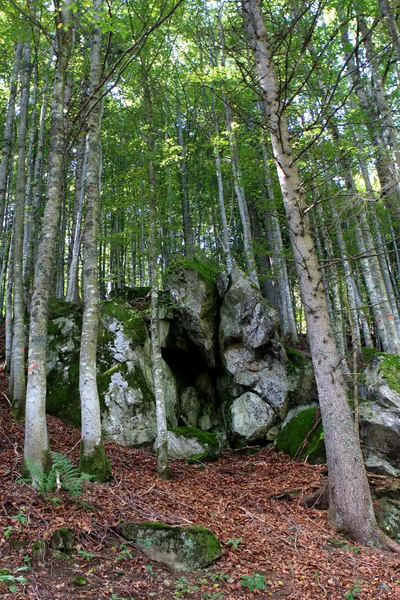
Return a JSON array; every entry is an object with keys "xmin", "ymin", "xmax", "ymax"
[
  {"xmin": 66, "ymin": 136, "xmax": 88, "ymax": 302},
  {"xmin": 24, "ymin": 0, "xmax": 74, "ymax": 484},
  {"xmin": 79, "ymin": 0, "xmax": 111, "ymax": 482},
  {"xmin": 0, "ymin": 43, "xmax": 23, "ymax": 232},
  {"xmin": 243, "ymin": 0, "xmax": 399, "ymax": 551},
  {"xmin": 12, "ymin": 43, "xmax": 31, "ymax": 417},
  {"xmin": 142, "ymin": 62, "xmax": 169, "ymax": 479},
  {"xmin": 176, "ymin": 101, "xmax": 194, "ymax": 259}
]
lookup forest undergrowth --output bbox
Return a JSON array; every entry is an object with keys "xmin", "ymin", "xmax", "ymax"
[{"xmin": 0, "ymin": 335, "xmax": 399, "ymax": 599}]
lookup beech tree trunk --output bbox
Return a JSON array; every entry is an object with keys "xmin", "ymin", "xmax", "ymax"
[
  {"xmin": 142, "ymin": 62, "xmax": 169, "ymax": 480},
  {"xmin": 11, "ymin": 43, "xmax": 31, "ymax": 417},
  {"xmin": 24, "ymin": 0, "xmax": 74, "ymax": 483},
  {"xmin": 0, "ymin": 43, "xmax": 22, "ymax": 233},
  {"xmin": 79, "ymin": 0, "xmax": 111, "ymax": 482},
  {"xmin": 243, "ymin": 0, "xmax": 399, "ymax": 551}
]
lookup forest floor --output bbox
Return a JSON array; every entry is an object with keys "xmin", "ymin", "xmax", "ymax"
[{"xmin": 1, "ymin": 357, "xmax": 400, "ymax": 598}]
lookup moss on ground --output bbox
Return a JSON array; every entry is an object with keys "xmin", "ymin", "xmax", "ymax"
[{"xmin": 276, "ymin": 407, "xmax": 325, "ymax": 464}]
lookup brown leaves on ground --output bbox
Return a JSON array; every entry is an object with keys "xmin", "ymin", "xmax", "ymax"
[{"xmin": 0, "ymin": 376, "xmax": 399, "ymax": 599}]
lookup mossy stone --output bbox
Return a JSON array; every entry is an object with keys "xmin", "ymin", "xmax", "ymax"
[
  {"xmin": 72, "ymin": 575, "xmax": 87, "ymax": 586},
  {"xmin": 375, "ymin": 499, "xmax": 400, "ymax": 542},
  {"xmin": 32, "ymin": 540, "xmax": 48, "ymax": 561},
  {"xmin": 118, "ymin": 522, "xmax": 222, "ymax": 571},
  {"xmin": 276, "ymin": 406, "xmax": 325, "ymax": 464},
  {"xmin": 169, "ymin": 427, "xmax": 221, "ymax": 461},
  {"xmin": 49, "ymin": 528, "xmax": 75, "ymax": 553}
]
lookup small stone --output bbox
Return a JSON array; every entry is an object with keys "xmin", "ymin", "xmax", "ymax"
[{"xmin": 72, "ymin": 576, "xmax": 87, "ymax": 586}]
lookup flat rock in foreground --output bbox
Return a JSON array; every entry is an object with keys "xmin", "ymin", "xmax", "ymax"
[{"xmin": 118, "ymin": 522, "xmax": 222, "ymax": 571}]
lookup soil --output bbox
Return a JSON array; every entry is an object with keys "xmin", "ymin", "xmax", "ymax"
[{"xmin": 1, "ymin": 354, "xmax": 400, "ymax": 598}]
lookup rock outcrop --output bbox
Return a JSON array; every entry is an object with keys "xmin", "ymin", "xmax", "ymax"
[
  {"xmin": 358, "ymin": 353, "xmax": 400, "ymax": 477},
  {"xmin": 218, "ymin": 267, "xmax": 316, "ymax": 446},
  {"xmin": 46, "ymin": 265, "xmax": 315, "ymax": 451}
]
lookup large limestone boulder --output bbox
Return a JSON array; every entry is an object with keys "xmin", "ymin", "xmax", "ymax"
[
  {"xmin": 169, "ymin": 265, "xmax": 219, "ymax": 370},
  {"xmin": 359, "ymin": 353, "xmax": 400, "ymax": 477},
  {"xmin": 118, "ymin": 522, "xmax": 222, "ymax": 571},
  {"xmin": 47, "ymin": 299, "xmax": 179, "ymax": 446},
  {"xmin": 218, "ymin": 268, "xmax": 316, "ymax": 445}
]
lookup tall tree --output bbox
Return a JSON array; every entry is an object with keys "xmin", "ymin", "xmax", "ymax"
[
  {"xmin": 24, "ymin": 0, "xmax": 74, "ymax": 482},
  {"xmin": 242, "ymin": 0, "xmax": 399, "ymax": 551},
  {"xmin": 79, "ymin": 0, "xmax": 111, "ymax": 481}
]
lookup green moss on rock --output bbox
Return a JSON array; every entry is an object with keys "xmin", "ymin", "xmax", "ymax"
[
  {"xmin": 170, "ymin": 427, "xmax": 220, "ymax": 460},
  {"xmin": 118, "ymin": 521, "xmax": 222, "ymax": 571},
  {"xmin": 276, "ymin": 406, "xmax": 325, "ymax": 464}
]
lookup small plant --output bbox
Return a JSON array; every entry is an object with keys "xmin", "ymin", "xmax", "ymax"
[
  {"xmin": 174, "ymin": 576, "xmax": 200, "ymax": 597},
  {"xmin": 145, "ymin": 564, "xmax": 157, "ymax": 578},
  {"xmin": 344, "ymin": 582, "xmax": 362, "ymax": 599},
  {"xmin": 76, "ymin": 547, "xmax": 95, "ymax": 560},
  {"xmin": 21, "ymin": 452, "xmax": 93, "ymax": 499},
  {"xmin": 3, "ymin": 525, "xmax": 13, "ymax": 540},
  {"xmin": 0, "ymin": 573, "xmax": 27, "ymax": 593},
  {"xmin": 117, "ymin": 542, "xmax": 133, "ymax": 561},
  {"xmin": 226, "ymin": 538, "xmax": 243, "ymax": 549},
  {"xmin": 240, "ymin": 573, "xmax": 268, "ymax": 593},
  {"xmin": 202, "ymin": 594, "xmax": 225, "ymax": 599},
  {"xmin": 209, "ymin": 571, "xmax": 229, "ymax": 583},
  {"xmin": 12, "ymin": 510, "xmax": 27, "ymax": 525}
]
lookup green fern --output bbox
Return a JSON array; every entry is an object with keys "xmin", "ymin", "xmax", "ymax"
[{"xmin": 21, "ymin": 452, "xmax": 92, "ymax": 499}]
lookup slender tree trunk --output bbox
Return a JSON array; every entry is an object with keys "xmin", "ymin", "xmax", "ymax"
[
  {"xmin": 24, "ymin": 1, "xmax": 74, "ymax": 483},
  {"xmin": 66, "ymin": 136, "xmax": 87, "ymax": 302},
  {"xmin": 23, "ymin": 65, "xmax": 38, "ymax": 308},
  {"xmin": 210, "ymin": 86, "xmax": 232, "ymax": 274},
  {"xmin": 24, "ymin": 51, "xmax": 52, "ymax": 303},
  {"xmin": 259, "ymin": 121, "xmax": 297, "ymax": 342},
  {"xmin": 243, "ymin": 0, "xmax": 399, "ymax": 551},
  {"xmin": 142, "ymin": 63, "xmax": 169, "ymax": 479},
  {"xmin": 12, "ymin": 43, "xmax": 31, "ymax": 417},
  {"xmin": 0, "ymin": 43, "xmax": 23, "ymax": 232},
  {"xmin": 218, "ymin": 21, "xmax": 258, "ymax": 285},
  {"xmin": 176, "ymin": 101, "xmax": 194, "ymax": 259},
  {"xmin": 379, "ymin": 0, "xmax": 400, "ymax": 62},
  {"xmin": 79, "ymin": 0, "xmax": 111, "ymax": 482}
]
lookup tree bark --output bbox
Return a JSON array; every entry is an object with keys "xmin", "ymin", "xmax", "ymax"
[
  {"xmin": 79, "ymin": 0, "xmax": 111, "ymax": 482},
  {"xmin": 24, "ymin": 0, "xmax": 74, "ymax": 483},
  {"xmin": 142, "ymin": 62, "xmax": 169, "ymax": 480},
  {"xmin": 0, "ymin": 43, "xmax": 23, "ymax": 233},
  {"xmin": 243, "ymin": 0, "xmax": 399, "ymax": 550},
  {"xmin": 12, "ymin": 42, "xmax": 31, "ymax": 417}
]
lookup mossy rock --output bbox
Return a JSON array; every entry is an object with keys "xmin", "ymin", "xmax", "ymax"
[
  {"xmin": 361, "ymin": 349, "xmax": 400, "ymax": 395},
  {"xmin": 108, "ymin": 286, "xmax": 151, "ymax": 301},
  {"xmin": 47, "ymin": 303, "xmax": 83, "ymax": 428},
  {"xmin": 375, "ymin": 499, "xmax": 400, "ymax": 543},
  {"xmin": 118, "ymin": 522, "xmax": 222, "ymax": 571},
  {"xmin": 72, "ymin": 576, "xmax": 87, "ymax": 586},
  {"xmin": 276, "ymin": 405, "xmax": 326, "ymax": 464},
  {"xmin": 167, "ymin": 427, "xmax": 221, "ymax": 461},
  {"xmin": 49, "ymin": 528, "xmax": 75, "ymax": 553}
]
